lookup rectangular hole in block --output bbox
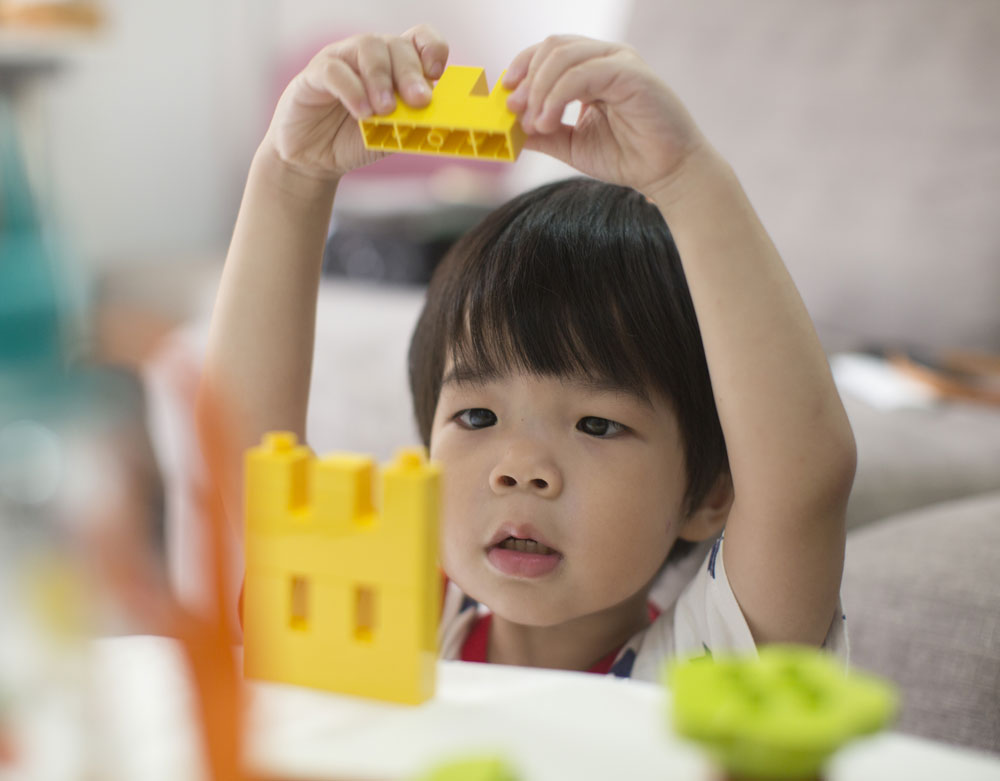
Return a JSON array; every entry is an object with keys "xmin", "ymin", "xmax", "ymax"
[
  {"xmin": 290, "ymin": 576, "xmax": 309, "ymax": 631},
  {"xmin": 394, "ymin": 124, "xmax": 416, "ymax": 149},
  {"xmin": 437, "ymin": 129, "xmax": 470, "ymax": 155},
  {"xmin": 401, "ymin": 126, "xmax": 430, "ymax": 151},
  {"xmin": 354, "ymin": 585, "xmax": 376, "ymax": 643},
  {"xmin": 476, "ymin": 133, "xmax": 507, "ymax": 159},
  {"xmin": 362, "ymin": 123, "xmax": 395, "ymax": 149}
]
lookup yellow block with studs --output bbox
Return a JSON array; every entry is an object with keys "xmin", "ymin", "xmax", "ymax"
[
  {"xmin": 243, "ymin": 432, "xmax": 441, "ymax": 705},
  {"xmin": 359, "ymin": 65, "xmax": 525, "ymax": 161}
]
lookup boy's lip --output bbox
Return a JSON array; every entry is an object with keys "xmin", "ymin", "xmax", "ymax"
[{"xmin": 485, "ymin": 523, "xmax": 561, "ymax": 554}]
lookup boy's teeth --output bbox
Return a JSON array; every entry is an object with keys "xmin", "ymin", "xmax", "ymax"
[{"xmin": 499, "ymin": 537, "xmax": 555, "ymax": 555}]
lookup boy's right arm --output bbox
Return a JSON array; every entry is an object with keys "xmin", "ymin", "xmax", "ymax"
[{"xmin": 197, "ymin": 26, "xmax": 449, "ymax": 527}]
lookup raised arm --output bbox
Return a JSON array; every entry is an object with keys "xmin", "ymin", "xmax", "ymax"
[
  {"xmin": 197, "ymin": 26, "xmax": 449, "ymax": 529},
  {"xmin": 503, "ymin": 36, "xmax": 855, "ymax": 645},
  {"xmin": 200, "ymin": 150, "xmax": 335, "ymax": 456},
  {"xmin": 648, "ymin": 149, "xmax": 855, "ymax": 646}
]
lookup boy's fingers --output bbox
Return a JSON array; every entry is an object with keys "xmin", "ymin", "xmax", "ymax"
[
  {"xmin": 522, "ymin": 38, "xmax": 616, "ymax": 132},
  {"xmin": 388, "ymin": 35, "xmax": 433, "ymax": 107},
  {"xmin": 404, "ymin": 23, "xmax": 449, "ymax": 79},
  {"xmin": 503, "ymin": 42, "xmax": 541, "ymax": 92},
  {"xmin": 356, "ymin": 35, "xmax": 395, "ymax": 115},
  {"xmin": 533, "ymin": 58, "xmax": 620, "ymax": 133},
  {"xmin": 303, "ymin": 56, "xmax": 371, "ymax": 118},
  {"xmin": 522, "ymin": 122, "xmax": 573, "ymax": 163}
]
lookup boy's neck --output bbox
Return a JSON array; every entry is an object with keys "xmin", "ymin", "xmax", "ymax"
[{"xmin": 486, "ymin": 590, "xmax": 652, "ymax": 671}]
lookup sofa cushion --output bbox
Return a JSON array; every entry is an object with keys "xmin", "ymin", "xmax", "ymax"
[
  {"xmin": 842, "ymin": 392, "xmax": 1000, "ymax": 529},
  {"xmin": 842, "ymin": 491, "xmax": 1000, "ymax": 754}
]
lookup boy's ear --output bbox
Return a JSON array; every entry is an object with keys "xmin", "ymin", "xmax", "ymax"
[{"xmin": 677, "ymin": 471, "xmax": 733, "ymax": 542}]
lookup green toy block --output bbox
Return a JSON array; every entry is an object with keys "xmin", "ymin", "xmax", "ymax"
[
  {"xmin": 414, "ymin": 754, "xmax": 521, "ymax": 781},
  {"xmin": 666, "ymin": 645, "xmax": 897, "ymax": 780}
]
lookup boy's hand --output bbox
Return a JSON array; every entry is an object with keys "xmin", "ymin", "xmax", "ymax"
[
  {"xmin": 263, "ymin": 25, "xmax": 449, "ymax": 181},
  {"xmin": 504, "ymin": 36, "xmax": 708, "ymax": 197}
]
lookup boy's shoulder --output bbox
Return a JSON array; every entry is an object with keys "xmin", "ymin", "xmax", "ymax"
[{"xmin": 631, "ymin": 535, "xmax": 849, "ymax": 682}]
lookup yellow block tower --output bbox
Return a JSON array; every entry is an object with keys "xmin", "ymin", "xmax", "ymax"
[
  {"xmin": 359, "ymin": 65, "xmax": 525, "ymax": 161},
  {"xmin": 242, "ymin": 433, "xmax": 441, "ymax": 705}
]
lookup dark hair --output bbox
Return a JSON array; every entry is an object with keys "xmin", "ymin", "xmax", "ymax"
[{"xmin": 408, "ymin": 177, "xmax": 728, "ymax": 518}]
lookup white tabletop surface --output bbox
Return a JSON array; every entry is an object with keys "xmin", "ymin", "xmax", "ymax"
[{"xmin": 89, "ymin": 635, "xmax": 1000, "ymax": 781}]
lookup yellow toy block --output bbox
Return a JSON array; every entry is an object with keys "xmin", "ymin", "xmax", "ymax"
[
  {"xmin": 243, "ymin": 433, "xmax": 441, "ymax": 705},
  {"xmin": 359, "ymin": 65, "xmax": 525, "ymax": 162}
]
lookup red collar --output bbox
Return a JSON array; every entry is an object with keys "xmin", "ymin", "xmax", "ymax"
[{"xmin": 460, "ymin": 605, "xmax": 661, "ymax": 674}]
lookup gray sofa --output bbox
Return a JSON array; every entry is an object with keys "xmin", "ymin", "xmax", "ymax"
[
  {"xmin": 843, "ymin": 490, "xmax": 1000, "ymax": 752},
  {"xmin": 839, "ymin": 392, "xmax": 1000, "ymax": 754}
]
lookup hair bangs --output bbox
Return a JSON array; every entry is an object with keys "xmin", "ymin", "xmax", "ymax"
[{"xmin": 441, "ymin": 200, "xmax": 660, "ymax": 401}]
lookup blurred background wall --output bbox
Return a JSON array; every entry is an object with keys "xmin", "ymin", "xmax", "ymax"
[
  {"xmin": 23, "ymin": 0, "xmax": 633, "ymax": 271},
  {"xmin": 4, "ymin": 0, "xmax": 1000, "ymax": 360}
]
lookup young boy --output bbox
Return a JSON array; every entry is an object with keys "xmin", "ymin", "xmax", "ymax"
[{"xmin": 200, "ymin": 26, "xmax": 854, "ymax": 681}]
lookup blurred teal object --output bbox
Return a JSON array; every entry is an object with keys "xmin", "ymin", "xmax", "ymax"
[
  {"xmin": 0, "ymin": 93, "xmax": 63, "ymax": 373},
  {"xmin": 0, "ymin": 96, "xmax": 138, "ymax": 427}
]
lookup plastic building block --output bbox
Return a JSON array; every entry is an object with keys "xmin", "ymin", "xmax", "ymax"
[
  {"xmin": 359, "ymin": 65, "xmax": 525, "ymax": 161},
  {"xmin": 243, "ymin": 433, "xmax": 441, "ymax": 705},
  {"xmin": 415, "ymin": 755, "xmax": 521, "ymax": 781},
  {"xmin": 666, "ymin": 645, "xmax": 897, "ymax": 780}
]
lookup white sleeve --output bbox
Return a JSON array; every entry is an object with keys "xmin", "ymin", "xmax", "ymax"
[{"xmin": 626, "ymin": 535, "xmax": 849, "ymax": 682}]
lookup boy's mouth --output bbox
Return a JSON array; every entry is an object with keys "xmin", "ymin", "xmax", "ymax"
[
  {"xmin": 486, "ymin": 532, "xmax": 563, "ymax": 578},
  {"xmin": 494, "ymin": 536, "xmax": 558, "ymax": 555}
]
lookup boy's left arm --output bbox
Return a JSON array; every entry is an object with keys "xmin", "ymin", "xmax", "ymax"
[
  {"xmin": 648, "ymin": 150, "xmax": 855, "ymax": 646},
  {"xmin": 506, "ymin": 37, "xmax": 856, "ymax": 646}
]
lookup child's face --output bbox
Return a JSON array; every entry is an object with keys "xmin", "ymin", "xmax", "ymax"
[{"xmin": 429, "ymin": 367, "xmax": 689, "ymax": 627}]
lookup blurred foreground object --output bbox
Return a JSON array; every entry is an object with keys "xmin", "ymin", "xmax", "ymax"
[
  {"xmin": 243, "ymin": 434, "xmax": 441, "ymax": 705},
  {"xmin": 415, "ymin": 753, "xmax": 522, "ymax": 781},
  {"xmin": 360, "ymin": 66, "xmax": 524, "ymax": 162},
  {"xmin": 1, "ymin": 75, "xmax": 240, "ymax": 778},
  {"xmin": 667, "ymin": 645, "xmax": 897, "ymax": 781},
  {"xmin": 1, "ymin": 79, "xmax": 160, "ymax": 775},
  {"xmin": 0, "ymin": 1, "xmax": 102, "ymax": 30},
  {"xmin": 0, "ymin": 90, "xmax": 62, "ymax": 370}
]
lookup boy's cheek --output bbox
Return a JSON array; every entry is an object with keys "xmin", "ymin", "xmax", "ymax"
[
  {"xmin": 437, "ymin": 522, "xmax": 478, "ymax": 595},
  {"xmin": 438, "ymin": 509, "xmax": 469, "ymax": 569}
]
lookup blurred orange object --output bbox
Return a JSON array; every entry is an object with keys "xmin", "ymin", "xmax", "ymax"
[
  {"xmin": 0, "ymin": 726, "xmax": 16, "ymax": 765},
  {"xmin": 87, "ymin": 372, "xmax": 244, "ymax": 780},
  {"xmin": 887, "ymin": 348, "xmax": 1000, "ymax": 407},
  {"xmin": 0, "ymin": 1, "xmax": 102, "ymax": 29}
]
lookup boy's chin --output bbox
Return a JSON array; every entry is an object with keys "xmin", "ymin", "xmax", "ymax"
[{"xmin": 486, "ymin": 595, "xmax": 579, "ymax": 628}]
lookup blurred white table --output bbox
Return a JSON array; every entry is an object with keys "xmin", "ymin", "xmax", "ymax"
[{"xmin": 90, "ymin": 635, "xmax": 1000, "ymax": 781}]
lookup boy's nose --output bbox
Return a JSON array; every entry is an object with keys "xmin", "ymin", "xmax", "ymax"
[{"xmin": 489, "ymin": 448, "xmax": 563, "ymax": 498}]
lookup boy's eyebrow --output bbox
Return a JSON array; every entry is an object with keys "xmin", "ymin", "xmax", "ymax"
[
  {"xmin": 566, "ymin": 375, "xmax": 654, "ymax": 407},
  {"xmin": 440, "ymin": 365, "xmax": 500, "ymax": 387},
  {"xmin": 441, "ymin": 366, "xmax": 653, "ymax": 407}
]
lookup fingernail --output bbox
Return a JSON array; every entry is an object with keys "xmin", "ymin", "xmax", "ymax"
[
  {"xmin": 378, "ymin": 91, "xmax": 395, "ymax": 112},
  {"xmin": 358, "ymin": 99, "xmax": 373, "ymax": 118},
  {"xmin": 428, "ymin": 61, "xmax": 444, "ymax": 79},
  {"xmin": 409, "ymin": 81, "xmax": 431, "ymax": 102}
]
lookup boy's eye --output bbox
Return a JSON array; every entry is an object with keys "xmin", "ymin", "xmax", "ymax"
[
  {"xmin": 577, "ymin": 416, "xmax": 626, "ymax": 438},
  {"xmin": 454, "ymin": 408, "xmax": 497, "ymax": 429}
]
